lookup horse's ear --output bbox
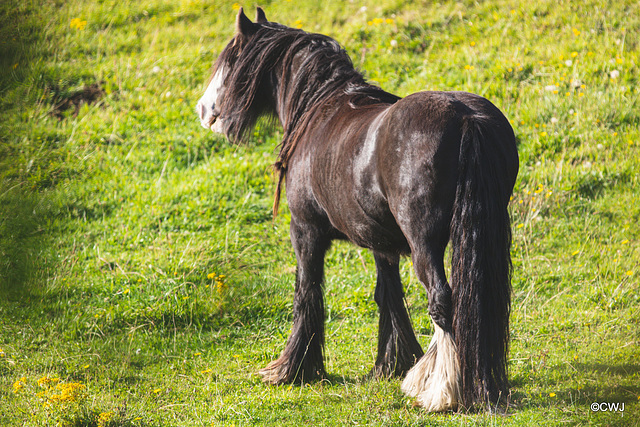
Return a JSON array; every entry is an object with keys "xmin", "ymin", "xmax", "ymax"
[
  {"xmin": 235, "ymin": 7, "xmax": 257, "ymax": 37},
  {"xmin": 255, "ymin": 7, "xmax": 268, "ymax": 23}
]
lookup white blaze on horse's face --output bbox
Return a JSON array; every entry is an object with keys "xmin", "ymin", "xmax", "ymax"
[{"xmin": 196, "ymin": 64, "xmax": 227, "ymax": 134}]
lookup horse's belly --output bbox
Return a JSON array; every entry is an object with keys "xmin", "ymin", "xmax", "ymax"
[{"xmin": 325, "ymin": 200, "xmax": 410, "ymax": 254}]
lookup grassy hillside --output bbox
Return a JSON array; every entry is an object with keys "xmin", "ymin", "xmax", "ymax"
[{"xmin": 1, "ymin": 0, "xmax": 638, "ymax": 425}]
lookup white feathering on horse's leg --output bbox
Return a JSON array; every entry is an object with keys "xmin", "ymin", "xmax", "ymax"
[{"xmin": 401, "ymin": 324, "xmax": 461, "ymax": 412}]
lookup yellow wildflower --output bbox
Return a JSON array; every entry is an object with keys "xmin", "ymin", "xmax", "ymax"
[
  {"xmin": 38, "ymin": 376, "xmax": 60, "ymax": 388},
  {"xmin": 98, "ymin": 412, "xmax": 114, "ymax": 427},
  {"xmin": 13, "ymin": 377, "xmax": 27, "ymax": 393},
  {"xmin": 70, "ymin": 18, "xmax": 87, "ymax": 30},
  {"xmin": 47, "ymin": 382, "xmax": 86, "ymax": 403}
]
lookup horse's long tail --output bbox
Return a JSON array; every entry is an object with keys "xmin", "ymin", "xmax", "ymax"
[{"xmin": 450, "ymin": 115, "xmax": 516, "ymax": 409}]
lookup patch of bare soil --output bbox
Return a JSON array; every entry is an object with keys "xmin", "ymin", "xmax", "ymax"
[{"xmin": 50, "ymin": 83, "xmax": 105, "ymax": 119}]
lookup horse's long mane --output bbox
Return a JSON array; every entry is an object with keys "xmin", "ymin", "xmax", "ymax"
[{"xmin": 216, "ymin": 23, "xmax": 400, "ymax": 214}]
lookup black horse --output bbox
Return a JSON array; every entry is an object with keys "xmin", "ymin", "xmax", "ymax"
[{"xmin": 196, "ymin": 8, "xmax": 518, "ymax": 412}]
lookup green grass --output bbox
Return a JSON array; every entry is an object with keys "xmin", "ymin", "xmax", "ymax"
[{"xmin": 1, "ymin": 0, "xmax": 639, "ymax": 425}]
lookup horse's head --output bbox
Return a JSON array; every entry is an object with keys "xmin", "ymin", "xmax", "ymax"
[{"xmin": 196, "ymin": 7, "xmax": 268, "ymax": 138}]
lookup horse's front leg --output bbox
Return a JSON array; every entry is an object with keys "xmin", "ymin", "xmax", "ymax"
[
  {"xmin": 259, "ymin": 219, "xmax": 330, "ymax": 384},
  {"xmin": 372, "ymin": 252, "xmax": 424, "ymax": 377}
]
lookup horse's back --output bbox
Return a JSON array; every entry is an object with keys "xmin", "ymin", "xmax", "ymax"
[
  {"xmin": 376, "ymin": 90, "xmax": 518, "ymax": 247},
  {"xmin": 289, "ymin": 90, "xmax": 517, "ymax": 254},
  {"xmin": 379, "ymin": 90, "xmax": 517, "ymax": 194}
]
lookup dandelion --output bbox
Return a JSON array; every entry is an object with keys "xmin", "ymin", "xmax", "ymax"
[
  {"xmin": 572, "ymin": 28, "xmax": 581, "ymax": 36},
  {"xmin": 153, "ymin": 388, "xmax": 162, "ymax": 394},
  {"xmin": 294, "ymin": 19, "xmax": 303, "ymax": 29},
  {"xmin": 231, "ymin": 3, "xmax": 241, "ymax": 11},
  {"xmin": 610, "ymin": 70, "xmax": 620, "ymax": 79},
  {"xmin": 549, "ymin": 392, "xmax": 556, "ymax": 397},
  {"xmin": 626, "ymin": 271, "xmax": 634, "ymax": 276},
  {"xmin": 464, "ymin": 64, "xmax": 474, "ymax": 70},
  {"xmin": 571, "ymin": 250, "xmax": 580, "ymax": 256},
  {"xmin": 540, "ymin": 131, "xmax": 547, "ymax": 137},
  {"xmin": 207, "ymin": 272, "xmax": 216, "ymax": 279}
]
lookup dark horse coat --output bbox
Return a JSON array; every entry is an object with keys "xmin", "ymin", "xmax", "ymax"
[{"xmin": 196, "ymin": 8, "xmax": 519, "ymax": 411}]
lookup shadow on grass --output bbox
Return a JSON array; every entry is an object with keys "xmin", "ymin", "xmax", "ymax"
[
  {"xmin": 510, "ymin": 361, "xmax": 639, "ymax": 425},
  {"xmin": 0, "ymin": 186, "xmax": 58, "ymax": 302}
]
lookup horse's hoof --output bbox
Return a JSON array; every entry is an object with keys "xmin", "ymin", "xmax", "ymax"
[
  {"xmin": 401, "ymin": 325, "xmax": 461, "ymax": 412},
  {"xmin": 258, "ymin": 359, "xmax": 293, "ymax": 384},
  {"xmin": 259, "ymin": 358, "xmax": 325, "ymax": 384}
]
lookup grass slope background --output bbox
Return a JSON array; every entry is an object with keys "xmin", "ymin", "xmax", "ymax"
[{"xmin": 1, "ymin": 0, "xmax": 638, "ymax": 425}]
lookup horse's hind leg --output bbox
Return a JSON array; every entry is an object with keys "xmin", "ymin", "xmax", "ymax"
[
  {"xmin": 372, "ymin": 252, "xmax": 423, "ymax": 377},
  {"xmin": 400, "ymin": 244, "xmax": 461, "ymax": 412},
  {"xmin": 259, "ymin": 219, "xmax": 329, "ymax": 384}
]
